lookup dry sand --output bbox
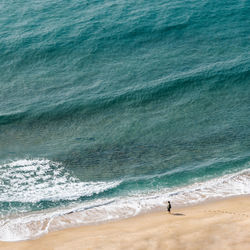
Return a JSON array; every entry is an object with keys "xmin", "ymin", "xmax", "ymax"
[{"xmin": 0, "ymin": 196, "xmax": 249, "ymax": 250}]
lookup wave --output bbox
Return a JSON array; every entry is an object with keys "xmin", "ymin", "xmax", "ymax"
[
  {"xmin": 1, "ymin": 56, "xmax": 249, "ymax": 126},
  {"xmin": 0, "ymin": 0, "xmax": 193, "ymax": 61},
  {"xmin": 0, "ymin": 159, "xmax": 121, "ymax": 205},
  {"xmin": 0, "ymin": 167, "xmax": 249, "ymax": 241}
]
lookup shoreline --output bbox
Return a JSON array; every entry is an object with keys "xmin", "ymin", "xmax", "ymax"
[{"xmin": 1, "ymin": 195, "xmax": 249, "ymax": 250}]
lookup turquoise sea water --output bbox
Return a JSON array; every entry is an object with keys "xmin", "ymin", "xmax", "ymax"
[{"xmin": 0, "ymin": 0, "xmax": 250, "ymax": 241}]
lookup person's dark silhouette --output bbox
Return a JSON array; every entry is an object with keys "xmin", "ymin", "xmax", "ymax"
[{"xmin": 167, "ymin": 201, "xmax": 171, "ymax": 213}]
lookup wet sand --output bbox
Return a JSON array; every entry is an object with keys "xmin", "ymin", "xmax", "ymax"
[{"xmin": 0, "ymin": 196, "xmax": 249, "ymax": 250}]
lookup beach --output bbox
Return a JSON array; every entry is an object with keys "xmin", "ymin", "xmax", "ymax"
[{"xmin": 1, "ymin": 196, "xmax": 249, "ymax": 250}]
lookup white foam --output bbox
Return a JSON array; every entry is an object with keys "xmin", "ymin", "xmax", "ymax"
[
  {"xmin": 0, "ymin": 160, "xmax": 249, "ymax": 242},
  {"xmin": 0, "ymin": 159, "xmax": 121, "ymax": 203}
]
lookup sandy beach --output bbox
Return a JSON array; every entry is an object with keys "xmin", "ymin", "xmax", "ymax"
[{"xmin": 0, "ymin": 196, "xmax": 249, "ymax": 250}]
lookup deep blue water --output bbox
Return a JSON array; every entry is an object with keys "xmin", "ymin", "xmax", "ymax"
[{"xmin": 0, "ymin": 0, "xmax": 250, "ymax": 241}]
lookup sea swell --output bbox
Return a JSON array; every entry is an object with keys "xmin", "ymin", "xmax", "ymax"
[{"xmin": 1, "ymin": 56, "xmax": 249, "ymax": 126}]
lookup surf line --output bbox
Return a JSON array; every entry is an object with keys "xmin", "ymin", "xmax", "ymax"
[{"xmin": 64, "ymin": 200, "xmax": 116, "ymax": 215}]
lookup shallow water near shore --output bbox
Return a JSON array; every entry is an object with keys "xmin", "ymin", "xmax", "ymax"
[{"xmin": 0, "ymin": 0, "xmax": 250, "ymax": 241}]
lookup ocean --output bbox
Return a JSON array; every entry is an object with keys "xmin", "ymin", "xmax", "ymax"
[{"xmin": 0, "ymin": 0, "xmax": 250, "ymax": 241}]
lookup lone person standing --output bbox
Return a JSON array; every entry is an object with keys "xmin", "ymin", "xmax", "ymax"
[{"xmin": 167, "ymin": 201, "xmax": 171, "ymax": 213}]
